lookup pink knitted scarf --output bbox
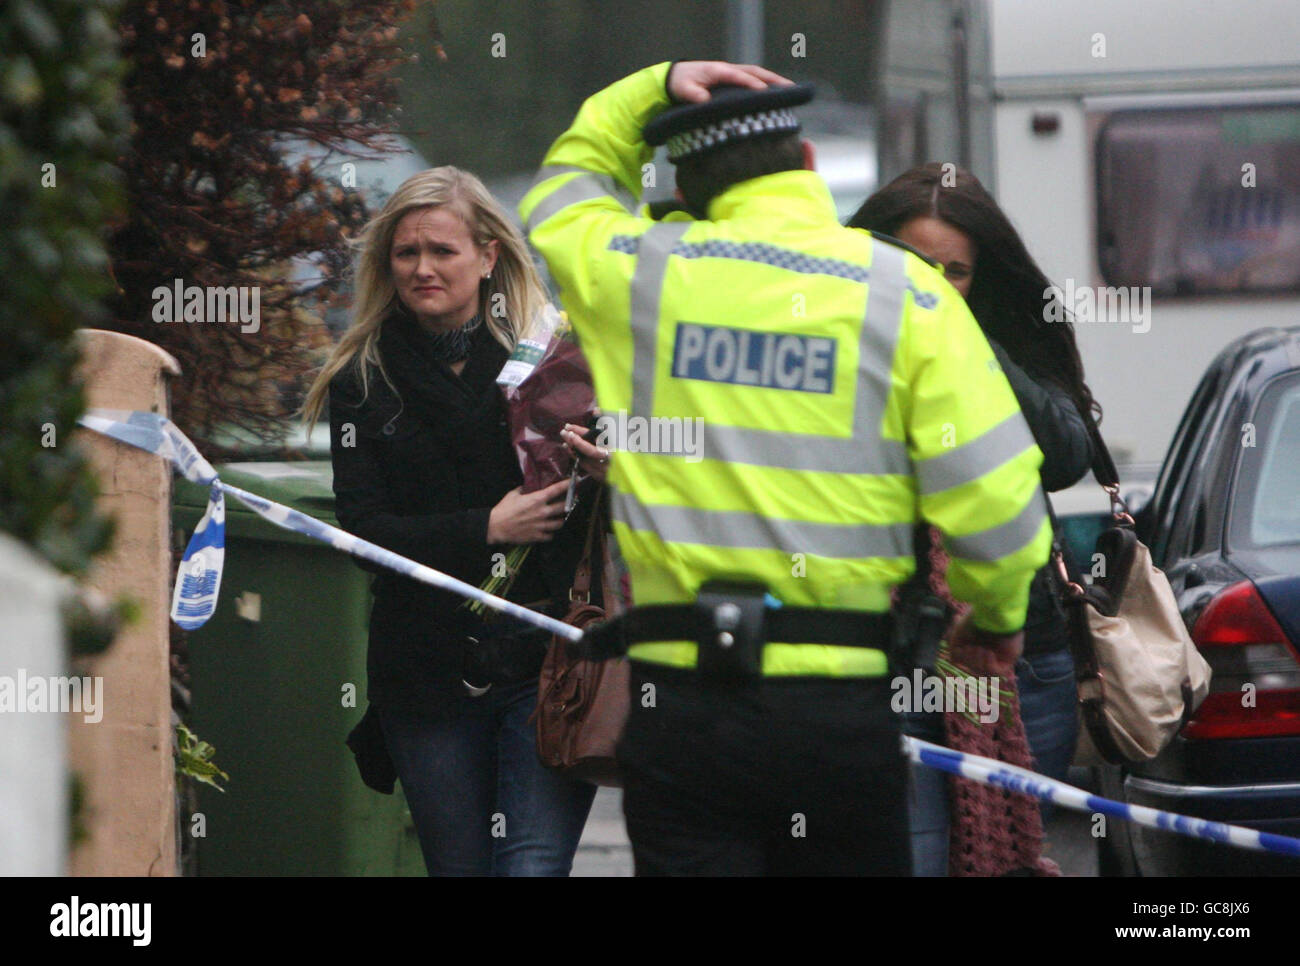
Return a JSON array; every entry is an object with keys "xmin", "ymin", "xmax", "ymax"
[{"xmin": 916, "ymin": 528, "xmax": 1061, "ymax": 877}]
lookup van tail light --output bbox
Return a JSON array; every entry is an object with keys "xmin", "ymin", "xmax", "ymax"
[{"xmin": 1182, "ymin": 580, "xmax": 1300, "ymax": 739}]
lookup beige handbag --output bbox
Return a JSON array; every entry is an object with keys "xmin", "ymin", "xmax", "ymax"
[{"xmin": 1053, "ymin": 430, "xmax": 1212, "ymax": 766}]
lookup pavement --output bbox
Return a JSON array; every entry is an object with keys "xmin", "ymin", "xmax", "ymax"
[
  {"xmin": 571, "ymin": 767, "xmax": 1101, "ymax": 877},
  {"xmin": 573, "ymin": 787, "xmax": 634, "ymax": 876}
]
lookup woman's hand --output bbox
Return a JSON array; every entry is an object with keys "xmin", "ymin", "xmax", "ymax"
[
  {"xmin": 487, "ymin": 479, "xmax": 570, "ymax": 545},
  {"xmin": 561, "ymin": 422, "xmax": 609, "ymax": 484},
  {"xmin": 667, "ymin": 61, "xmax": 793, "ymax": 104}
]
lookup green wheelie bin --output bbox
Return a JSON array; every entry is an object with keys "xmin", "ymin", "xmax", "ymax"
[{"xmin": 173, "ymin": 461, "xmax": 424, "ymax": 875}]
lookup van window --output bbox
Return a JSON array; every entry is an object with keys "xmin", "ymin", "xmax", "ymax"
[{"xmin": 1096, "ymin": 104, "xmax": 1300, "ymax": 296}]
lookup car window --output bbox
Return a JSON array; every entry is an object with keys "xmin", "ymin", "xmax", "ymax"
[
  {"xmin": 1148, "ymin": 363, "xmax": 1225, "ymax": 564},
  {"xmin": 1230, "ymin": 373, "xmax": 1300, "ymax": 549}
]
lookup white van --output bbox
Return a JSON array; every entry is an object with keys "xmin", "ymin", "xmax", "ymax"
[{"xmin": 880, "ymin": 0, "xmax": 1300, "ymax": 491}]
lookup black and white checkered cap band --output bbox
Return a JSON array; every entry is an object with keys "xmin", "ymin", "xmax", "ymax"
[{"xmin": 665, "ymin": 108, "xmax": 801, "ymax": 161}]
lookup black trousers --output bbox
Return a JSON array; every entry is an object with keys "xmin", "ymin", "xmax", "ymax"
[{"xmin": 617, "ymin": 664, "xmax": 911, "ymax": 876}]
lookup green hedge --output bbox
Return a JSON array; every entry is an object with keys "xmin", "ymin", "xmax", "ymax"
[{"xmin": 0, "ymin": 0, "xmax": 127, "ymax": 576}]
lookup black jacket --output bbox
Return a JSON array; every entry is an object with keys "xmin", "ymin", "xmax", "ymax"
[
  {"xmin": 328, "ymin": 313, "xmax": 593, "ymax": 714},
  {"xmin": 989, "ymin": 340, "xmax": 1095, "ymax": 654}
]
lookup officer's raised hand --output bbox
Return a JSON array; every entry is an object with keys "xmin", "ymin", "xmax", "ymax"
[{"xmin": 666, "ymin": 61, "xmax": 794, "ymax": 103}]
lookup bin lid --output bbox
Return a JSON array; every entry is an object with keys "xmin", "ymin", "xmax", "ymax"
[{"xmin": 173, "ymin": 461, "xmax": 336, "ymax": 519}]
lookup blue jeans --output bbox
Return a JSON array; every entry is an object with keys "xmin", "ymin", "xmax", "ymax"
[
  {"xmin": 904, "ymin": 707, "xmax": 949, "ymax": 877},
  {"xmin": 1015, "ymin": 647, "xmax": 1079, "ymax": 819},
  {"xmin": 378, "ymin": 679, "xmax": 596, "ymax": 876},
  {"xmin": 904, "ymin": 649, "xmax": 1078, "ymax": 874}
]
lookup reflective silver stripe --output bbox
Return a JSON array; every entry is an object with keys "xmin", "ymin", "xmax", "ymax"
[
  {"xmin": 612, "ymin": 488, "xmax": 912, "ymax": 559},
  {"xmin": 698, "ymin": 422, "xmax": 877, "ymax": 473},
  {"xmin": 529, "ymin": 164, "xmax": 637, "ymax": 213},
  {"xmin": 525, "ymin": 171, "xmax": 634, "ymax": 232},
  {"xmin": 915, "ymin": 412, "xmax": 1037, "ymax": 496},
  {"xmin": 629, "ymin": 222, "xmax": 691, "ymax": 419},
  {"xmin": 854, "ymin": 239, "xmax": 912, "ymax": 476},
  {"xmin": 530, "ymin": 164, "xmax": 635, "ymax": 207},
  {"xmin": 944, "ymin": 491, "xmax": 1048, "ymax": 561},
  {"xmin": 529, "ymin": 164, "xmax": 592, "ymax": 190},
  {"xmin": 624, "ymin": 233, "xmax": 912, "ymax": 476}
]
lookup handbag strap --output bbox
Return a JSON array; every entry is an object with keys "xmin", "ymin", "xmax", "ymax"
[
  {"xmin": 1044, "ymin": 499, "xmax": 1090, "ymax": 625},
  {"xmin": 1083, "ymin": 411, "xmax": 1119, "ymax": 488},
  {"xmin": 570, "ymin": 487, "xmax": 605, "ymax": 604},
  {"xmin": 1079, "ymin": 411, "xmax": 1138, "ymax": 525},
  {"xmin": 1042, "ymin": 412, "xmax": 1132, "ymax": 589}
]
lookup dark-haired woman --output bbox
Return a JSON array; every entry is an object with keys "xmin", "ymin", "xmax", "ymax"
[{"xmin": 850, "ymin": 162, "xmax": 1099, "ymax": 874}]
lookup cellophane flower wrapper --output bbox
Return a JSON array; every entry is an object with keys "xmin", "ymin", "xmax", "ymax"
[{"xmin": 496, "ymin": 305, "xmax": 597, "ymax": 493}]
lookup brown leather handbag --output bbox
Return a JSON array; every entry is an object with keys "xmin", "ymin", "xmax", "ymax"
[{"xmin": 533, "ymin": 489, "xmax": 629, "ymax": 786}]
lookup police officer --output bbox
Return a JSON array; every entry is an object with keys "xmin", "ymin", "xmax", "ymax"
[{"xmin": 522, "ymin": 61, "xmax": 1049, "ymax": 876}]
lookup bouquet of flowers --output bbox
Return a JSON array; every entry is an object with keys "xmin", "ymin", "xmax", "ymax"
[
  {"xmin": 496, "ymin": 305, "xmax": 597, "ymax": 492},
  {"xmin": 467, "ymin": 305, "xmax": 598, "ymax": 614}
]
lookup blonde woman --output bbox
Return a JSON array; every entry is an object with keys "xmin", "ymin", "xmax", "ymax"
[{"xmin": 302, "ymin": 167, "xmax": 603, "ymax": 876}]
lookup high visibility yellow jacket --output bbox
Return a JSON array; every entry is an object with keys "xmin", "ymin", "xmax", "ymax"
[{"xmin": 521, "ymin": 63, "xmax": 1050, "ymax": 676}]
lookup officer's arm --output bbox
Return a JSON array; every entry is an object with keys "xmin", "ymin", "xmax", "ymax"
[
  {"xmin": 519, "ymin": 63, "xmax": 673, "ymax": 318},
  {"xmin": 895, "ymin": 271, "xmax": 1052, "ymax": 634}
]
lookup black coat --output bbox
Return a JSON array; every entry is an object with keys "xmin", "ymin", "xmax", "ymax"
[
  {"xmin": 328, "ymin": 312, "xmax": 594, "ymax": 714},
  {"xmin": 989, "ymin": 340, "xmax": 1095, "ymax": 654}
]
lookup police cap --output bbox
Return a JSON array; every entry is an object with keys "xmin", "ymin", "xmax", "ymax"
[{"xmin": 645, "ymin": 80, "xmax": 815, "ymax": 163}]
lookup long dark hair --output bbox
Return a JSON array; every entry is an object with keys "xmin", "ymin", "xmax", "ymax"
[{"xmin": 848, "ymin": 162, "xmax": 1100, "ymax": 422}]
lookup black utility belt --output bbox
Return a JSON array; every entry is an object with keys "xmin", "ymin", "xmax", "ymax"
[{"xmin": 578, "ymin": 581, "xmax": 892, "ymax": 683}]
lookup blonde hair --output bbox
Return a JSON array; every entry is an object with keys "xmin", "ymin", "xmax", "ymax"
[{"xmin": 301, "ymin": 166, "xmax": 549, "ymax": 427}]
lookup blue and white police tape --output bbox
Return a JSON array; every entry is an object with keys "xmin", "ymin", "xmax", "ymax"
[
  {"xmin": 171, "ymin": 483, "xmax": 225, "ymax": 629},
  {"xmin": 905, "ymin": 735, "xmax": 1300, "ymax": 859},
  {"xmin": 79, "ymin": 409, "xmax": 1300, "ymax": 860},
  {"xmin": 79, "ymin": 409, "xmax": 227, "ymax": 630},
  {"xmin": 77, "ymin": 409, "xmax": 582, "ymax": 642}
]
